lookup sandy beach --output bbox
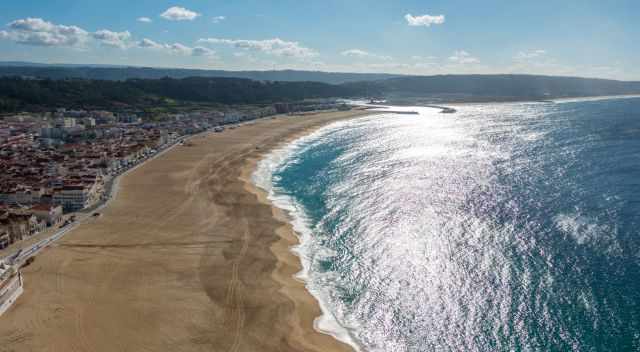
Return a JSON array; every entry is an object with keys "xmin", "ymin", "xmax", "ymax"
[{"xmin": 0, "ymin": 110, "xmax": 370, "ymax": 352}]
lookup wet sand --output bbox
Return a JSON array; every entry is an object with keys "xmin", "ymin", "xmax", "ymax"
[{"xmin": 0, "ymin": 110, "xmax": 370, "ymax": 352}]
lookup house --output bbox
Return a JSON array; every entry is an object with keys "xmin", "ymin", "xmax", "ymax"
[
  {"xmin": 0, "ymin": 219, "xmax": 9, "ymax": 249},
  {"xmin": 53, "ymin": 186, "xmax": 90, "ymax": 212},
  {"xmin": 0, "ymin": 212, "xmax": 39, "ymax": 244},
  {"xmin": 63, "ymin": 118, "xmax": 77, "ymax": 128},
  {"xmin": 31, "ymin": 204, "xmax": 63, "ymax": 226},
  {"xmin": 0, "ymin": 232, "xmax": 9, "ymax": 250}
]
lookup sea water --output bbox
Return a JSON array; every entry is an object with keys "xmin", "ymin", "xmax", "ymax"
[{"xmin": 254, "ymin": 97, "xmax": 640, "ymax": 351}]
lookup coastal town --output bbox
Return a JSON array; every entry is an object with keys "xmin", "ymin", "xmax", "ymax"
[
  {"xmin": 0, "ymin": 100, "xmax": 348, "ymax": 254},
  {"xmin": 0, "ymin": 99, "xmax": 352, "ymax": 317}
]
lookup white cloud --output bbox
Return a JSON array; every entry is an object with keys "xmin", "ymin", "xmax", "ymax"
[
  {"xmin": 449, "ymin": 50, "xmax": 480, "ymax": 64},
  {"xmin": 92, "ymin": 30, "xmax": 132, "ymax": 49},
  {"xmin": 212, "ymin": 16, "xmax": 226, "ymax": 24},
  {"xmin": 160, "ymin": 6, "xmax": 200, "ymax": 21},
  {"xmin": 341, "ymin": 49, "xmax": 368, "ymax": 57},
  {"xmin": 413, "ymin": 62, "xmax": 439, "ymax": 69},
  {"xmin": 514, "ymin": 49, "xmax": 547, "ymax": 60},
  {"xmin": 137, "ymin": 17, "xmax": 152, "ymax": 23},
  {"xmin": 365, "ymin": 62, "xmax": 412, "ymax": 70},
  {"xmin": 233, "ymin": 52, "xmax": 259, "ymax": 63},
  {"xmin": 138, "ymin": 38, "xmax": 164, "ymax": 49},
  {"xmin": 168, "ymin": 42, "xmax": 192, "ymax": 55},
  {"xmin": 405, "ymin": 13, "xmax": 445, "ymax": 27},
  {"xmin": 137, "ymin": 38, "xmax": 215, "ymax": 57},
  {"xmin": 341, "ymin": 49, "xmax": 392, "ymax": 61},
  {"xmin": 191, "ymin": 46, "xmax": 216, "ymax": 57},
  {"xmin": 2, "ymin": 18, "xmax": 89, "ymax": 47},
  {"xmin": 411, "ymin": 55, "xmax": 437, "ymax": 61},
  {"xmin": 198, "ymin": 37, "xmax": 317, "ymax": 58}
]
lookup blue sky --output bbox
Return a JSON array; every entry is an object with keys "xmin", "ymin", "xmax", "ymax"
[{"xmin": 0, "ymin": 0, "xmax": 638, "ymax": 80}]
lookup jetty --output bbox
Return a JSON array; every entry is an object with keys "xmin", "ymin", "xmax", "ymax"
[
  {"xmin": 424, "ymin": 105, "xmax": 457, "ymax": 114},
  {"xmin": 382, "ymin": 110, "xmax": 420, "ymax": 115}
]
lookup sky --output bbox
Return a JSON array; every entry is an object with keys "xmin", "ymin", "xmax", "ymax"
[{"xmin": 0, "ymin": 0, "xmax": 638, "ymax": 80}]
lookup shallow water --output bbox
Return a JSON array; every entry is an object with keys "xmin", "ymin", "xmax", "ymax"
[{"xmin": 255, "ymin": 98, "xmax": 640, "ymax": 351}]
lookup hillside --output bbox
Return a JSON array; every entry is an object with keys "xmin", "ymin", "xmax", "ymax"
[
  {"xmin": 349, "ymin": 75, "xmax": 640, "ymax": 102},
  {"xmin": 0, "ymin": 63, "xmax": 400, "ymax": 85},
  {"xmin": 1, "ymin": 74, "xmax": 639, "ymax": 113},
  {"xmin": 0, "ymin": 76, "xmax": 360, "ymax": 112}
]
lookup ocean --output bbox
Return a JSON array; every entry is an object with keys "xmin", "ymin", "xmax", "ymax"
[{"xmin": 253, "ymin": 97, "xmax": 640, "ymax": 352}]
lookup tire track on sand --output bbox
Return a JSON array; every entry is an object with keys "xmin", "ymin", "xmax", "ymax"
[{"xmin": 225, "ymin": 219, "xmax": 250, "ymax": 352}]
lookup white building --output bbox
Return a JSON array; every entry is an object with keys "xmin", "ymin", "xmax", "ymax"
[
  {"xmin": 31, "ymin": 204, "xmax": 63, "ymax": 226},
  {"xmin": 82, "ymin": 118, "xmax": 96, "ymax": 127},
  {"xmin": 0, "ymin": 261, "xmax": 23, "ymax": 316},
  {"xmin": 53, "ymin": 186, "xmax": 91, "ymax": 212},
  {"xmin": 63, "ymin": 118, "xmax": 77, "ymax": 128}
]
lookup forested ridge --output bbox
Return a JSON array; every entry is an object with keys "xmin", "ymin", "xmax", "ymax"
[
  {"xmin": 1, "ymin": 73, "xmax": 639, "ymax": 112},
  {"xmin": 0, "ymin": 76, "xmax": 364, "ymax": 112}
]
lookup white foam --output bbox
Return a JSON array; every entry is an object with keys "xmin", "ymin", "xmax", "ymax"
[
  {"xmin": 252, "ymin": 125, "xmax": 363, "ymax": 351},
  {"xmin": 553, "ymin": 212, "xmax": 622, "ymax": 255},
  {"xmin": 553, "ymin": 95, "xmax": 640, "ymax": 104}
]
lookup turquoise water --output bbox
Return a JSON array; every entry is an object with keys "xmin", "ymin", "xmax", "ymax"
[{"xmin": 255, "ymin": 97, "xmax": 640, "ymax": 352}]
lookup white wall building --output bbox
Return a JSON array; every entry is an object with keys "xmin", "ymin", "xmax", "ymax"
[{"xmin": 53, "ymin": 186, "xmax": 90, "ymax": 212}]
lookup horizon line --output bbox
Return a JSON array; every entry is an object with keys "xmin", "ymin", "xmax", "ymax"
[{"xmin": 0, "ymin": 60, "xmax": 638, "ymax": 83}]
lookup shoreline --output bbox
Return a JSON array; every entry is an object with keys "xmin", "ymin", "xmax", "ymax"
[
  {"xmin": 243, "ymin": 119, "xmax": 367, "ymax": 351},
  {"xmin": 0, "ymin": 109, "xmax": 372, "ymax": 351},
  {"xmin": 240, "ymin": 113, "xmax": 374, "ymax": 351}
]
